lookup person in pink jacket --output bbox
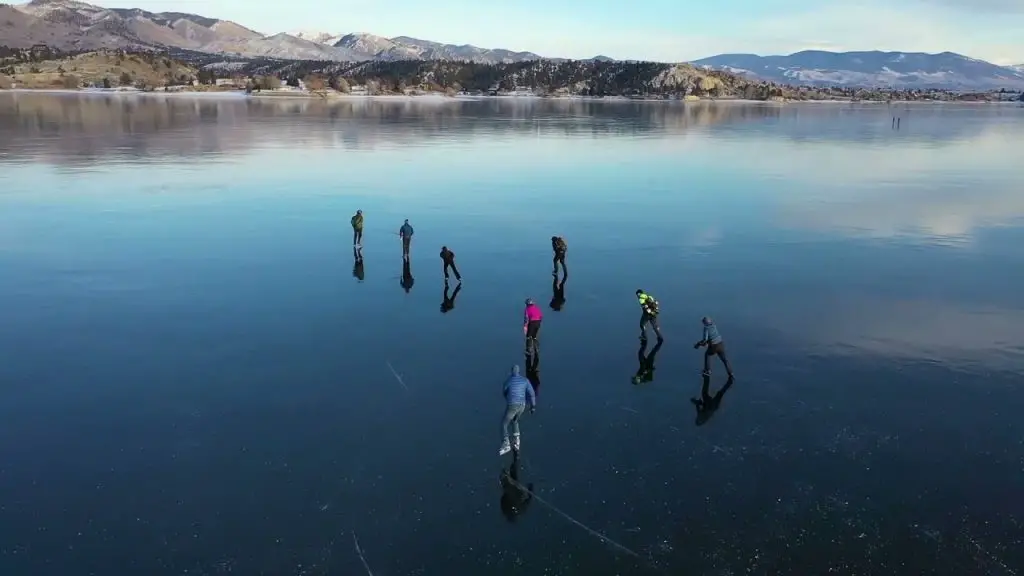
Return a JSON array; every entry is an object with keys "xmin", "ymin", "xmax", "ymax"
[{"xmin": 523, "ymin": 298, "xmax": 543, "ymax": 356}]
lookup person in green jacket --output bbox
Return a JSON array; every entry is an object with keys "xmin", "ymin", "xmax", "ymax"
[
  {"xmin": 351, "ymin": 210, "xmax": 364, "ymax": 246},
  {"xmin": 635, "ymin": 289, "xmax": 663, "ymax": 341}
]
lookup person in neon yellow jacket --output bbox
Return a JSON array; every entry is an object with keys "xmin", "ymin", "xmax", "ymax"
[{"xmin": 635, "ymin": 289, "xmax": 663, "ymax": 341}]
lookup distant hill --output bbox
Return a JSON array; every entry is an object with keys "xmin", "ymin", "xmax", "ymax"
[
  {"xmin": 1, "ymin": 0, "xmax": 546, "ymax": 63},
  {"xmin": 4, "ymin": 2, "xmax": 1023, "ymax": 88},
  {"xmin": 691, "ymin": 50, "xmax": 1024, "ymax": 90},
  {"xmin": 2, "ymin": 49, "xmax": 197, "ymax": 89}
]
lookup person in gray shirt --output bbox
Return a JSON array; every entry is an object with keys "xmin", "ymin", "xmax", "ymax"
[{"xmin": 693, "ymin": 316, "xmax": 734, "ymax": 377}]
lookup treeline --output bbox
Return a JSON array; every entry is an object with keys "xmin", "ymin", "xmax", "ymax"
[
  {"xmin": 232, "ymin": 58, "xmax": 791, "ymax": 99},
  {"xmin": 0, "ymin": 45, "xmax": 72, "ymax": 64}
]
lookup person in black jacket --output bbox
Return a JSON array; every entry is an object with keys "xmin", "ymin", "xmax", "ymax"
[
  {"xmin": 439, "ymin": 246, "xmax": 461, "ymax": 281},
  {"xmin": 551, "ymin": 236, "xmax": 567, "ymax": 276}
]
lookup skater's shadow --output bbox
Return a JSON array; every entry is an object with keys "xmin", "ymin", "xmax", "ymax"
[
  {"xmin": 632, "ymin": 337, "xmax": 663, "ymax": 385},
  {"xmin": 500, "ymin": 454, "xmax": 534, "ymax": 522},
  {"xmin": 525, "ymin": 351, "xmax": 540, "ymax": 397},
  {"xmin": 691, "ymin": 374, "xmax": 734, "ymax": 426},
  {"xmin": 400, "ymin": 257, "xmax": 414, "ymax": 293},
  {"xmin": 440, "ymin": 279, "xmax": 461, "ymax": 313},
  {"xmin": 352, "ymin": 247, "xmax": 364, "ymax": 281},
  {"xmin": 550, "ymin": 273, "xmax": 567, "ymax": 311}
]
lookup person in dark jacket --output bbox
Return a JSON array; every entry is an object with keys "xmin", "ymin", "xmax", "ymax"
[
  {"xmin": 399, "ymin": 219, "xmax": 414, "ymax": 259},
  {"xmin": 439, "ymin": 246, "xmax": 461, "ymax": 281},
  {"xmin": 551, "ymin": 236, "xmax": 567, "ymax": 276},
  {"xmin": 351, "ymin": 210, "xmax": 364, "ymax": 246},
  {"xmin": 440, "ymin": 278, "xmax": 461, "ymax": 313},
  {"xmin": 500, "ymin": 454, "xmax": 534, "ymax": 522},
  {"xmin": 691, "ymin": 374, "xmax": 735, "ymax": 426},
  {"xmin": 693, "ymin": 316, "xmax": 733, "ymax": 377},
  {"xmin": 500, "ymin": 365, "xmax": 536, "ymax": 456}
]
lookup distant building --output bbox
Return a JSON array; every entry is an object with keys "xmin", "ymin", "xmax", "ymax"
[
  {"xmin": 215, "ymin": 77, "xmax": 250, "ymax": 88},
  {"xmin": 350, "ymin": 85, "xmax": 368, "ymax": 95}
]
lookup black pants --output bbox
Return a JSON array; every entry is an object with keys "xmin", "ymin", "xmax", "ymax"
[
  {"xmin": 640, "ymin": 312, "xmax": 661, "ymax": 338},
  {"xmin": 443, "ymin": 260, "xmax": 461, "ymax": 280},
  {"xmin": 704, "ymin": 341, "xmax": 733, "ymax": 374},
  {"xmin": 353, "ymin": 229, "xmax": 362, "ymax": 244},
  {"xmin": 402, "ymin": 237, "xmax": 411, "ymax": 257},
  {"xmin": 525, "ymin": 320, "xmax": 541, "ymax": 355},
  {"xmin": 553, "ymin": 252, "xmax": 566, "ymax": 274}
]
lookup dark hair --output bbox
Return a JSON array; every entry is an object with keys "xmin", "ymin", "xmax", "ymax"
[{"xmin": 636, "ymin": 289, "xmax": 643, "ymax": 295}]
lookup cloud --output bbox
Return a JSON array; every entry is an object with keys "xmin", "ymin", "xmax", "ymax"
[{"xmin": 914, "ymin": 0, "xmax": 1024, "ymax": 13}]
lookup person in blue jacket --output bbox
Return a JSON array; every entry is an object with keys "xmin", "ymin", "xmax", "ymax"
[{"xmin": 500, "ymin": 365, "xmax": 536, "ymax": 456}]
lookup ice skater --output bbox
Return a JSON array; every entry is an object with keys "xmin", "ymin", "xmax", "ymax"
[
  {"xmin": 351, "ymin": 210, "xmax": 364, "ymax": 246},
  {"xmin": 693, "ymin": 316, "xmax": 734, "ymax": 377},
  {"xmin": 551, "ymin": 236, "xmax": 567, "ymax": 276},
  {"xmin": 398, "ymin": 219, "xmax": 414, "ymax": 259},
  {"xmin": 523, "ymin": 298, "xmax": 543, "ymax": 357},
  {"xmin": 635, "ymin": 289, "xmax": 663, "ymax": 341},
  {"xmin": 439, "ymin": 246, "xmax": 461, "ymax": 281},
  {"xmin": 500, "ymin": 365, "xmax": 536, "ymax": 456}
]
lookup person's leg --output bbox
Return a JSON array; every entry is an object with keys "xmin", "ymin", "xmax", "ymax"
[
  {"xmin": 452, "ymin": 262, "xmax": 461, "ymax": 280},
  {"xmin": 501, "ymin": 405, "xmax": 517, "ymax": 443},
  {"xmin": 651, "ymin": 316, "xmax": 663, "ymax": 339},
  {"xmin": 443, "ymin": 262, "xmax": 450, "ymax": 279},
  {"xmin": 552, "ymin": 253, "xmax": 558, "ymax": 275},
  {"xmin": 717, "ymin": 343, "xmax": 734, "ymax": 375},
  {"xmin": 704, "ymin": 347, "xmax": 713, "ymax": 373},
  {"xmin": 510, "ymin": 405, "xmax": 523, "ymax": 446},
  {"xmin": 639, "ymin": 313, "xmax": 649, "ymax": 339}
]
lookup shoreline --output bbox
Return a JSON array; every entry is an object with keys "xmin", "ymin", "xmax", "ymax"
[{"xmin": 1, "ymin": 88, "xmax": 1020, "ymax": 105}]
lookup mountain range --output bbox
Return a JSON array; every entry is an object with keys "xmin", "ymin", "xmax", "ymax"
[
  {"xmin": 2, "ymin": 0, "xmax": 1024, "ymax": 89},
  {"xmin": 693, "ymin": 51, "xmax": 1024, "ymax": 90},
  {"xmin": 0, "ymin": 0, "xmax": 545, "ymax": 63}
]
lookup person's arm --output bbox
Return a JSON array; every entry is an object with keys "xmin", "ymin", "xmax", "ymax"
[
  {"xmin": 502, "ymin": 376, "xmax": 510, "ymax": 399},
  {"xmin": 694, "ymin": 326, "xmax": 709, "ymax": 348},
  {"xmin": 525, "ymin": 377, "xmax": 536, "ymax": 409}
]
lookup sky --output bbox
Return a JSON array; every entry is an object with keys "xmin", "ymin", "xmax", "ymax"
[{"xmin": 102, "ymin": 0, "xmax": 1024, "ymax": 65}]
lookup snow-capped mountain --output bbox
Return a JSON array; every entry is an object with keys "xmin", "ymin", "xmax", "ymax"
[
  {"xmin": 691, "ymin": 50, "xmax": 1024, "ymax": 90},
  {"xmin": 3, "ymin": 1, "xmax": 1023, "ymax": 87},
  {"xmin": 289, "ymin": 30, "xmax": 344, "ymax": 46},
  {"xmin": 2, "ymin": 1, "xmax": 544, "ymax": 63}
]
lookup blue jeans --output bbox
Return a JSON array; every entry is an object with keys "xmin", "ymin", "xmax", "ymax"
[{"xmin": 502, "ymin": 403, "xmax": 525, "ymax": 442}]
